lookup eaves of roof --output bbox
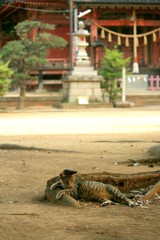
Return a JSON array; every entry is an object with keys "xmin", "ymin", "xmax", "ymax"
[{"xmin": 69, "ymin": 0, "xmax": 160, "ymax": 4}]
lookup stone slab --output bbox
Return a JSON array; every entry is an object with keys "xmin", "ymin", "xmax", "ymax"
[{"xmin": 114, "ymin": 101, "xmax": 135, "ymax": 108}]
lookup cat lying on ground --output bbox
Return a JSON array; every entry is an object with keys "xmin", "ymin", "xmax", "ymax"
[{"xmin": 50, "ymin": 169, "xmax": 134, "ymax": 207}]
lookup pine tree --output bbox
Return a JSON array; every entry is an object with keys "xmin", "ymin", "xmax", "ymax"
[{"xmin": 1, "ymin": 20, "xmax": 67, "ymax": 109}]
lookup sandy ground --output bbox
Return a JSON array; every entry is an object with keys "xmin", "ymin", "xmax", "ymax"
[{"xmin": 0, "ymin": 108, "xmax": 160, "ymax": 240}]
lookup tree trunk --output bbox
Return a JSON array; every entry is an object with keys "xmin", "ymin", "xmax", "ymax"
[
  {"xmin": 46, "ymin": 171, "xmax": 160, "ymax": 193},
  {"xmin": 141, "ymin": 180, "xmax": 160, "ymax": 200},
  {"xmin": 17, "ymin": 82, "xmax": 26, "ymax": 109},
  {"xmin": 45, "ymin": 170, "xmax": 160, "ymax": 207}
]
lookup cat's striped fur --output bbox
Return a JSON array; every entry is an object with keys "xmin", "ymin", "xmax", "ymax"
[{"xmin": 50, "ymin": 169, "xmax": 134, "ymax": 207}]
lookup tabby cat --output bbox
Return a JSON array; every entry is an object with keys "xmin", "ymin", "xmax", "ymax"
[{"xmin": 50, "ymin": 169, "xmax": 134, "ymax": 207}]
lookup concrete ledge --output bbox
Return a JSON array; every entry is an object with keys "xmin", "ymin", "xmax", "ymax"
[
  {"xmin": 1, "ymin": 92, "xmax": 160, "ymax": 109},
  {"xmin": 114, "ymin": 101, "xmax": 134, "ymax": 108},
  {"xmin": 0, "ymin": 95, "xmax": 62, "ymax": 109},
  {"xmin": 54, "ymin": 102, "xmax": 112, "ymax": 109}
]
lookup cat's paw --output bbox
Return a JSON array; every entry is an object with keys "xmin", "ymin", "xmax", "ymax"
[
  {"xmin": 101, "ymin": 200, "xmax": 113, "ymax": 207},
  {"xmin": 56, "ymin": 191, "xmax": 64, "ymax": 200},
  {"xmin": 128, "ymin": 200, "xmax": 135, "ymax": 207}
]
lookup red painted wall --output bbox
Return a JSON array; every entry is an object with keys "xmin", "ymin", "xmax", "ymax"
[{"xmin": 38, "ymin": 14, "xmax": 70, "ymax": 60}]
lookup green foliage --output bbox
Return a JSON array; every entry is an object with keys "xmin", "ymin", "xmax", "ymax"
[
  {"xmin": 0, "ymin": 59, "xmax": 13, "ymax": 96},
  {"xmin": 0, "ymin": 20, "xmax": 67, "ymax": 108},
  {"xmin": 1, "ymin": 20, "xmax": 67, "ymax": 79},
  {"xmin": 100, "ymin": 48, "xmax": 130, "ymax": 103}
]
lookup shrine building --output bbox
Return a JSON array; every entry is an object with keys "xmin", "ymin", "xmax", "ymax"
[{"xmin": 0, "ymin": 0, "xmax": 160, "ymax": 91}]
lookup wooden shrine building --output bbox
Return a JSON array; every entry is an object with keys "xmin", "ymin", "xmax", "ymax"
[
  {"xmin": 73, "ymin": 0, "xmax": 160, "ymax": 75},
  {"xmin": 0, "ymin": 0, "xmax": 70, "ymax": 91},
  {"xmin": 0, "ymin": 0, "xmax": 160, "ymax": 91}
]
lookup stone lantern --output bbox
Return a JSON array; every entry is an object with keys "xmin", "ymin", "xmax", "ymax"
[
  {"xmin": 63, "ymin": 21, "xmax": 103, "ymax": 104},
  {"xmin": 73, "ymin": 21, "xmax": 90, "ymax": 66}
]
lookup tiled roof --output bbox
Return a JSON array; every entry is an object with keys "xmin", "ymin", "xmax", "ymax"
[
  {"xmin": 6, "ymin": 0, "xmax": 66, "ymax": 4},
  {"xmin": 71, "ymin": 0, "xmax": 160, "ymax": 3},
  {"xmin": 1, "ymin": 0, "xmax": 160, "ymax": 5}
]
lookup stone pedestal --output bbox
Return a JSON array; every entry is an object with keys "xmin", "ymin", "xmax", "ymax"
[
  {"xmin": 63, "ymin": 21, "xmax": 103, "ymax": 104},
  {"xmin": 63, "ymin": 65, "xmax": 103, "ymax": 103}
]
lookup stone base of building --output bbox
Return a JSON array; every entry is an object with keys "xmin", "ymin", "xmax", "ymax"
[
  {"xmin": 54, "ymin": 102, "xmax": 112, "ymax": 109},
  {"xmin": 63, "ymin": 66, "xmax": 103, "ymax": 103}
]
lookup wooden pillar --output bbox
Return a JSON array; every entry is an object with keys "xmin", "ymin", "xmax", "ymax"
[
  {"xmin": 149, "ymin": 31, "xmax": 158, "ymax": 67},
  {"xmin": 143, "ymin": 27, "xmax": 148, "ymax": 66},
  {"xmin": 90, "ymin": 17, "xmax": 98, "ymax": 66},
  {"xmin": 70, "ymin": 0, "xmax": 73, "ymax": 70},
  {"xmin": 38, "ymin": 70, "xmax": 43, "ymax": 90},
  {"xmin": 132, "ymin": 9, "xmax": 139, "ymax": 73},
  {"xmin": 152, "ymin": 32, "xmax": 158, "ymax": 66},
  {"xmin": 73, "ymin": 4, "xmax": 78, "ymax": 63}
]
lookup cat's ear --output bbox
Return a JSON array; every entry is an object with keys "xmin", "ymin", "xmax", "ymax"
[
  {"xmin": 63, "ymin": 169, "xmax": 77, "ymax": 175},
  {"xmin": 70, "ymin": 170, "xmax": 77, "ymax": 175}
]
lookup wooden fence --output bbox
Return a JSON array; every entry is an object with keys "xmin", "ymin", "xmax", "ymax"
[{"xmin": 148, "ymin": 75, "xmax": 160, "ymax": 90}]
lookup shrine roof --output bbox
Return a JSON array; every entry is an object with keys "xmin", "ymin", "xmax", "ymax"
[
  {"xmin": 71, "ymin": 0, "xmax": 160, "ymax": 4},
  {"xmin": 2, "ymin": 0, "xmax": 67, "ymax": 4},
  {"xmin": 1, "ymin": 0, "xmax": 160, "ymax": 4}
]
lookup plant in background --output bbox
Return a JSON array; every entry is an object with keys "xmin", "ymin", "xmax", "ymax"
[
  {"xmin": 1, "ymin": 20, "xmax": 67, "ymax": 109},
  {"xmin": 100, "ymin": 48, "xmax": 130, "ymax": 103},
  {"xmin": 0, "ymin": 59, "xmax": 13, "ymax": 96}
]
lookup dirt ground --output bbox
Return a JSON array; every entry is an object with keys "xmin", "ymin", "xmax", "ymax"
[{"xmin": 0, "ymin": 133, "xmax": 160, "ymax": 240}]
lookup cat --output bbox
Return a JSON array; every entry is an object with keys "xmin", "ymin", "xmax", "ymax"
[{"xmin": 50, "ymin": 169, "xmax": 134, "ymax": 207}]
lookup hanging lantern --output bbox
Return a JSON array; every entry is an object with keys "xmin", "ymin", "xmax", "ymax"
[
  {"xmin": 136, "ymin": 37, "xmax": 139, "ymax": 47},
  {"xmin": 117, "ymin": 36, "xmax": 121, "ymax": 45},
  {"xmin": 108, "ymin": 32, "xmax": 112, "ymax": 42},
  {"xmin": 125, "ymin": 37, "xmax": 129, "ymax": 47},
  {"xmin": 100, "ymin": 29, "xmax": 105, "ymax": 39},
  {"xmin": 144, "ymin": 36, "xmax": 147, "ymax": 45},
  {"xmin": 153, "ymin": 32, "xmax": 156, "ymax": 42}
]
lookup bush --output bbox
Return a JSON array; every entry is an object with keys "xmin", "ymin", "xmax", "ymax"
[
  {"xmin": 100, "ymin": 48, "xmax": 130, "ymax": 103},
  {"xmin": 0, "ymin": 60, "xmax": 13, "ymax": 96}
]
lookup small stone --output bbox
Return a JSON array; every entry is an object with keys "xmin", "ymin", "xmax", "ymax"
[
  {"xmin": 148, "ymin": 145, "xmax": 160, "ymax": 157},
  {"xmin": 140, "ymin": 206, "xmax": 148, "ymax": 209},
  {"xmin": 134, "ymin": 162, "xmax": 140, "ymax": 167},
  {"xmin": 145, "ymin": 200, "xmax": 150, "ymax": 205},
  {"xmin": 8, "ymin": 200, "xmax": 18, "ymax": 204},
  {"xmin": 148, "ymin": 164, "xmax": 154, "ymax": 168},
  {"xmin": 128, "ymin": 163, "xmax": 134, "ymax": 167}
]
